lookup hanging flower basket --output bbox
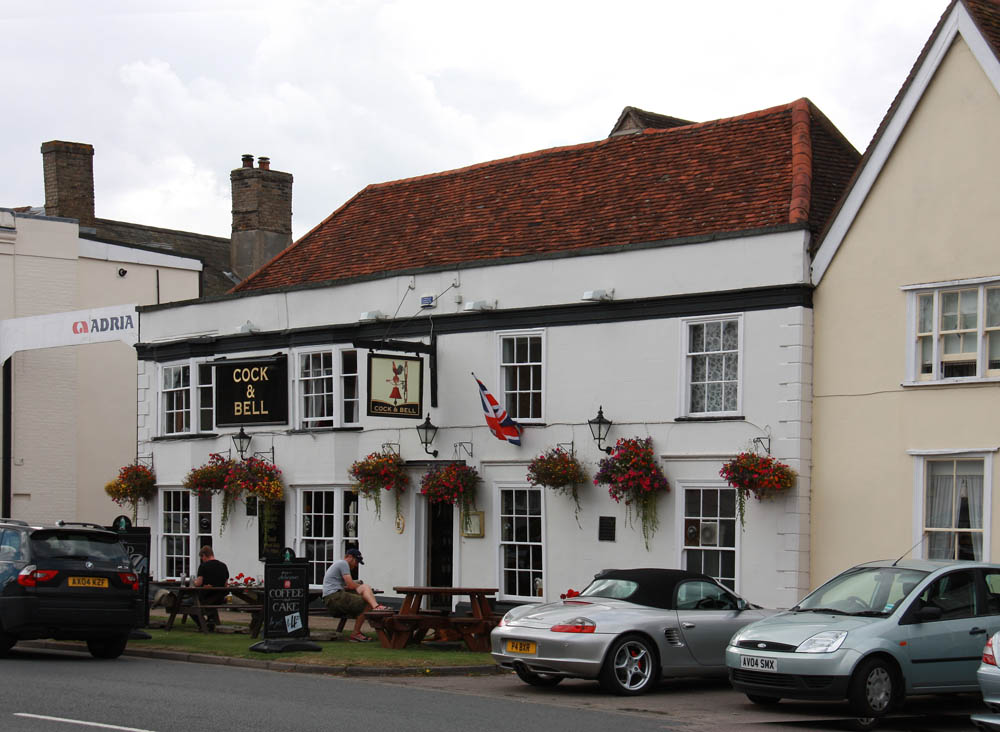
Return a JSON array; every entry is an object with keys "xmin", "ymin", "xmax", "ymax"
[
  {"xmin": 183, "ymin": 453, "xmax": 234, "ymax": 499},
  {"xmin": 420, "ymin": 463, "xmax": 479, "ymax": 530},
  {"xmin": 719, "ymin": 452, "xmax": 797, "ymax": 526},
  {"xmin": 104, "ymin": 463, "xmax": 157, "ymax": 520},
  {"xmin": 593, "ymin": 437, "xmax": 669, "ymax": 550},
  {"xmin": 527, "ymin": 447, "xmax": 587, "ymax": 522},
  {"xmin": 219, "ymin": 456, "xmax": 284, "ymax": 533},
  {"xmin": 348, "ymin": 451, "xmax": 409, "ymax": 521}
]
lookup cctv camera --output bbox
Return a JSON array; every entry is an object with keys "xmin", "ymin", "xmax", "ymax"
[{"xmin": 117, "ymin": 268, "xmax": 128, "ymax": 277}]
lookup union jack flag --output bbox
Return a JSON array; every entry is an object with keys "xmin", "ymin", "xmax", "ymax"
[{"xmin": 473, "ymin": 374, "xmax": 521, "ymax": 446}]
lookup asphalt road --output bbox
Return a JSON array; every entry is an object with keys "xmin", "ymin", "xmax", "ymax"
[{"xmin": 0, "ymin": 645, "xmax": 986, "ymax": 732}]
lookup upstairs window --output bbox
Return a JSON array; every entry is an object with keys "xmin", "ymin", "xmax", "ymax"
[
  {"xmin": 499, "ymin": 331, "xmax": 544, "ymax": 422},
  {"xmin": 296, "ymin": 348, "xmax": 360, "ymax": 429},
  {"xmin": 683, "ymin": 315, "xmax": 742, "ymax": 416},
  {"xmin": 161, "ymin": 361, "xmax": 214, "ymax": 435},
  {"xmin": 909, "ymin": 280, "xmax": 1000, "ymax": 382}
]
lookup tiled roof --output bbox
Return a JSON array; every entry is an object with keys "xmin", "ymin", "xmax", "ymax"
[
  {"xmin": 609, "ymin": 106, "xmax": 695, "ymax": 136},
  {"xmin": 235, "ymin": 99, "xmax": 859, "ymax": 294},
  {"xmin": 965, "ymin": 0, "xmax": 1000, "ymax": 56}
]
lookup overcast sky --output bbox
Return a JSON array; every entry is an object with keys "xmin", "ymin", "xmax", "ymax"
[{"xmin": 2, "ymin": 0, "xmax": 948, "ymax": 240}]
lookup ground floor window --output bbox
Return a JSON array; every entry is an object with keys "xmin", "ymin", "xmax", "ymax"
[
  {"xmin": 300, "ymin": 488, "xmax": 359, "ymax": 586},
  {"xmin": 925, "ymin": 459, "xmax": 984, "ymax": 560},
  {"xmin": 161, "ymin": 489, "xmax": 212, "ymax": 580},
  {"xmin": 499, "ymin": 486, "xmax": 543, "ymax": 600},
  {"xmin": 683, "ymin": 486, "xmax": 737, "ymax": 590}
]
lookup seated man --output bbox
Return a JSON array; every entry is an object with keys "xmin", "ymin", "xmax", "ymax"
[
  {"xmin": 194, "ymin": 545, "xmax": 229, "ymax": 630},
  {"xmin": 322, "ymin": 548, "xmax": 389, "ymax": 642}
]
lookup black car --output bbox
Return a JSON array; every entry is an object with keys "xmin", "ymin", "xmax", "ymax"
[{"xmin": 0, "ymin": 519, "xmax": 141, "ymax": 658}]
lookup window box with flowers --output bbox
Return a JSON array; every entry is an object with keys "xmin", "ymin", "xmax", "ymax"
[
  {"xmin": 719, "ymin": 451, "xmax": 797, "ymax": 526},
  {"xmin": 594, "ymin": 437, "xmax": 670, "ymax": 550},
  {"xmin": 420, "ymin": 463, "xmax": 479, "ymax": 531},
  {"xmin": 104, "ymin": 463, "xmax": 157, "ymax": 520},
  {"xmin": 527, "ymin": 447, "xmax": 587, "ymax": 522},
  {"xmin": 348, "ymin": 451, "xmax": 409, "ymax": 521},
  {"xmin": 220, "ymin": 456, "xmax": 284, "ymax": 533}
]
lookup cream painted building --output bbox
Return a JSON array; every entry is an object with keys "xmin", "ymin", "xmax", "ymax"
[{"xmin": 811, "ymin": 0, "xmax": 1000, "ymax": 583}]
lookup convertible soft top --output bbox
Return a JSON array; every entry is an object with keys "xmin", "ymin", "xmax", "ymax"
[{"xmin": 592, "ymin": 568, "xmax": 717, "ymax": 610}]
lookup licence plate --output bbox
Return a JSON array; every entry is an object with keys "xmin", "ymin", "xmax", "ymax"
[
  {"xmin": 740, "ymin": 655, "xmax": 777, "ymax": 672},
  {"xmin": 507, "ymin": 640, "xmax": 536, "ymax": 654},
  {"xmin": 68, "ymin": 577, "xmax": 108, "ymax": 588}
]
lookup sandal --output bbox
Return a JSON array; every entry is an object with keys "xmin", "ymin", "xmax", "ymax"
[
  {"xmin": 349, "ymin": 633, "xmax": 371, "ymax": 643},
  {"xmin": 372, "ymin": 604, "xmax": 391, "ymax": 611}
]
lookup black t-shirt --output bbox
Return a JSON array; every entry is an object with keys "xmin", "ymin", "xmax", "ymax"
[{"xmin": 197, "ymin": 558, "xmax": 229, "ymax": 588}]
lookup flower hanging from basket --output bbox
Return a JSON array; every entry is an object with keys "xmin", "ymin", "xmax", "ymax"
[
  {"xmin": 719, "ymin": 451, "xmax": 797, "ymax": 526},
  {"xmin": 420, "ymin": 463, "xmax": 479, "ymax": 530},
  {"xmin": 593, "ymin": 437, "xmax": 669, "ymax": 550},
  {"xmin": 348, "ymin": 451, "xmax": 409, "ymax": 521},
  {"xmin": 183, "ymin": 453, "xmax": 234, "ymax": 499},
  {"xmin": 526, "ymin": 447, "xmax": 587, "ymax": 522},
  {"xmin": 104, "ymin": 462, "xmax": 157, "ymax": 520},
  {"xmin": 219, "ymin": 456, "xmax": 284, "ymax": 533}
]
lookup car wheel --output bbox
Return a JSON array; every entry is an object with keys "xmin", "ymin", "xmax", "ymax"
[
  {"xmin": 599, "ymin": 633, "xmax": 658, "ymax": 695},
  {"xmin": 746, "ymin": 693, "xmax": 781, "ymax": 705},
  {"xmin": 848, "ymin": 657, "xmax": 899, "ymax": 720},
  {"xmin": 86, "ymin": 634, "xmax": 128, "ymax": 659},
  {"xmin": 514, "ymin": 664, "xmax": 564, "ymax": 687}
]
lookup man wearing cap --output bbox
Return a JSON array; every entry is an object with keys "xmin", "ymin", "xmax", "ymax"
[{"xmin": 322, "ymin": 548, "xmax": 389, "ymax": 642}]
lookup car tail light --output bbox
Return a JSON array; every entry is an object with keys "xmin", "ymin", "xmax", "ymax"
[
  {"xmin": 551, "ymin": 617, "xmax": 596, "ymax": 633},
  {"xmin": 118, "ymin": 572, "xmax": 140, "ymax": 591},
  {"xmin": 17, "ymin": 566, "xmax": 59, "ymax": 587},
  {"xmin": 984, "ymin": 636, "xmax": 997, "ymax": 666}
]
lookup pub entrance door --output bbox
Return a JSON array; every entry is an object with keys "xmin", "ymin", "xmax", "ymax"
[{"xmin": 426, "ymin": 501, "xmax": 453, "ymax": 609}]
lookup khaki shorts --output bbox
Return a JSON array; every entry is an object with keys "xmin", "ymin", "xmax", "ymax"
[{"xmin": 323, "ymin": 589, "xmax": 366, "ymax": 617}]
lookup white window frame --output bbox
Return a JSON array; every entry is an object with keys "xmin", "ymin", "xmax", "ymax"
[
  {"xmin": 496, "ymin": 329, "xmax": 545, "ymax": 424},
  {"xmin": 292, "ymin": 347, "xmax": 361, "ymax": 429},
  {"xmin": 496, "ymin": 482, "xmax": 546, "ymax": 602},
  {"xmin": 910, "ymin": 449, "xmax": 995, "ymax": 561},
  {"xmin": 675, "ymin": 480, "xmax": 741, "ymax": 593},
  {"xmin": 679, "ymin": 313, "xmax": 744, "ymax": 417},
  {"xmin": 904, "ymin": 277, "xmax": 1000, "ymax": 384},
  {"xmin": 294, "ymin": 486, "xmax": 360, "ymax": 589},
  {"xmin": 159, "ymin": 359, "xmax": 214, "ymax": 436}
]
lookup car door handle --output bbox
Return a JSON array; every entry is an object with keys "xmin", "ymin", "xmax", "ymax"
[
  {"xmin": 682, "ymin": 622, "xmax": 696, "ymax": 629},
  {"xmin": 970, "ymin": 627, "xmax": 988, "ymax": 635}
]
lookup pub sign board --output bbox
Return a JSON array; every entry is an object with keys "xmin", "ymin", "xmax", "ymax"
[
  {"xmin": 214, "ymin": 355, "xmax": 288, "ymax": 426},
  {"xmin": 262, "ymin": 561, "xmax": 311, "ymax": 640},
  {"xmin": 367, "ymin": 353, "xmax": 422, "ymax": 419}
]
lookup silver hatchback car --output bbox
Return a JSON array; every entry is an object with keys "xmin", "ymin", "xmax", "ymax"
[{"xmin": 727, "ymin": 559, "xmax": 1000, "ymax": 724}]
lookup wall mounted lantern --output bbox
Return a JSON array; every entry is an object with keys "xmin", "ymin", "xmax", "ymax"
[
  {"xmin": 588, "ymin": 406, "xmax": 613, "ymax": 454},
  {"xmin": 232, "ymin": 426, "xmax": 252, "ymax": 460},
  {"xmin": 416, "ymin": 414, "xmax": 439, "ymax": 458}
]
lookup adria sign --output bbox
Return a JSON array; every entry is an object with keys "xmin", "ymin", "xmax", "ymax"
[{"xmin": 71, "ymin": 314, "xmax": 135, "ymax": 335}]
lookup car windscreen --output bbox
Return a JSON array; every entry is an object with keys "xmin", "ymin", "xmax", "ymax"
[
  {"xmin": 796, "ymin": 566, "xmax": 928, "ymax": 616},
  {"xmin": 580, "ymin": 578, "xmax": 639, "ymax": 600},
  {"xmin": 30, "ymin": 531, "xmax": 129, "ymax": 563}
]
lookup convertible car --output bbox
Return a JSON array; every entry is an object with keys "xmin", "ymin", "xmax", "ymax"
[{"xmin": 491, "ymin": 568, "xmax": 773, "ymax": 695}]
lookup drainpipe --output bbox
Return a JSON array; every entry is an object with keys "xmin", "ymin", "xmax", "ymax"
[{"xmin": 2, "ymin": 358, "xmax": 11, "ymax": 517}]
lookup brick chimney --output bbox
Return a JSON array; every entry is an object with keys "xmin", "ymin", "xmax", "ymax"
[
  {"xmin": 40, "ymin": 141, "xmax": 96, "ymax": 228},
  {"xmin": 230, "ymin": 154, "xmax": 293, "ymax": 280}
]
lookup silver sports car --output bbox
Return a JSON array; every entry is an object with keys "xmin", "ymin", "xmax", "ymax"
[{"xmin": 491, "ymin": 568, "xmax": 773, "ymax": 695}]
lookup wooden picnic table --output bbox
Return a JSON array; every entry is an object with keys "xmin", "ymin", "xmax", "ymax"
[
  {"xmin": 365, "ymin": 586, "xmax": 499, "ymax": 652},
  {"xmin": 155, "ymin": 583, "xmax": 265, "ymax": 638}
]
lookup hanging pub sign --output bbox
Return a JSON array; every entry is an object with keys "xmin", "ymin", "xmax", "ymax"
[
  {"xmin": 367, "ymin": 353, "xmax": 423, "ymax": 419},
  {"xmin": 214, "ymin": 355, "xmax": 288, "ymax": 426}
]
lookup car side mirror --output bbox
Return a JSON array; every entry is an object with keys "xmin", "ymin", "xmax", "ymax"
[
  {"xmin": 736, "ymin": 597, "xmax": 748, "ymax": 612},
  {"xmin": 914, "ymin": 605, "xmax": 942, "ymax": 622}
]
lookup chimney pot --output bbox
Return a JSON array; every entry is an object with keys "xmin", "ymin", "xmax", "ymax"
[
  {"xmin": 241, "ymin": 154, "xmax": 254, "ymax": 168},
  {"xmin": 257, "ymin": 156, "xmax": 270, "ymax": 171}
]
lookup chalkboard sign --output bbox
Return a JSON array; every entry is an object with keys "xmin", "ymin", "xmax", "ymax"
[
  {"xmin": 262, "ymin": 561, "xmax": 311, "ymax": 640},
  {"xmin": 257, "ymin": 500, "xmax": 285, "ymax": 562},
  {"xmin": 109, "ymin": 524, "xmax": 151, "ymax": 628}
]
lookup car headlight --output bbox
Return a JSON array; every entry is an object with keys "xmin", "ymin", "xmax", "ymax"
[
  {"xmin": 796, "ymin": 630, "xmax": 847, "ymax": 653},
  {"xmin": 729, "ymin": 627, "xmax": 754, "ymax": 646}
]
